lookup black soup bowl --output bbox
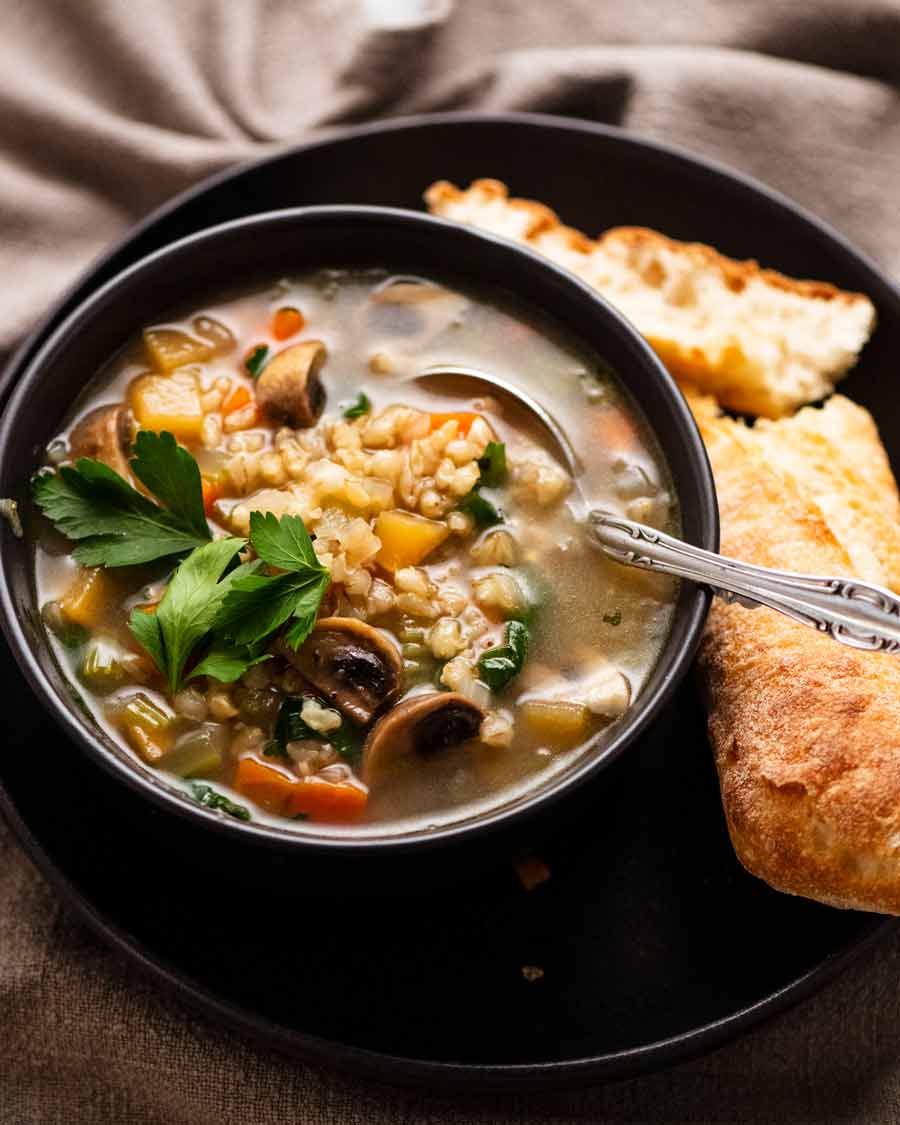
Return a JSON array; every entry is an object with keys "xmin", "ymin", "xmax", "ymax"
[{"xmin": 0, "ymin": 207, "xmax": 718, "ymax": 893}]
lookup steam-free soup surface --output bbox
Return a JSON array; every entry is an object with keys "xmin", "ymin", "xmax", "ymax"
[{"xmin": 33, "ymin": 270, "xmax": 677, "ymax": 834}]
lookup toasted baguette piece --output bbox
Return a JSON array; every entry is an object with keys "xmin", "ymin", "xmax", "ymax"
[
  {"xmin": 686, "ymin": 391, "xmax": 900, "ymax": 913},
  {"xmin": 426, "ymin": 179, "xmax": 876, "ymax": 419}
]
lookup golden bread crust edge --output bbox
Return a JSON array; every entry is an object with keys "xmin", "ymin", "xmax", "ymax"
[
  {"xmin": 691, "ymin": 400, "xmax": 900, "ymax": 914},
  {"xmin": 425, "ymin": 178, "xmax": 872, "ymax": 306}
]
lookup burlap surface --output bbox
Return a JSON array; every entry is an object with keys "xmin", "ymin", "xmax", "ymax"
[{"xmin": 3, "ymin": 2, "xmax": 900, "ymax": 1120}]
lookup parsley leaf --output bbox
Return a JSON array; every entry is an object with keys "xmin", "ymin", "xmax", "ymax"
[
  {"xmin": 343, "ymin": 392, "xmax": 371, "ymax": 419},
  {"xmin": 32, "ymin": 431, "xmax": 212, "ymax": 567},
  {"xmin": 128, "ymin": 608, "xmax": 165, "ymax": 678},
  {"xmin": 215, "ymin": 570, "xmax": 329, "ymax": 649},
  {"xmin": 190, "ymin": 782, "xmax": 251, "ymax": 821},
  {"xmin": 188, "ymin": 643, "xmax": 271, "ymax": 684},
  {"xmin": 245, "ymin": 344, "xmax": 269, "ymax": 378},
  {"xmin": 130, "ymin": 430, "xmax": 209, "ymax": 540},
  {"xmin": 249, "ymin": 510, "xmax": 319, "ymax": 571},
  {"xmin": 477, "ymin": 620, "xmax": 529, "ymax": 692},
  {"xmin": 215, "ymin": 513, "xmax": 330, "ymax": 650},
  {"xmin": 477, "ymin": 441, "xmax": 507, "ymax": 487},
  {"xmin": 127, "ymin": 538, "xmax": 253, "ymax": 692}
]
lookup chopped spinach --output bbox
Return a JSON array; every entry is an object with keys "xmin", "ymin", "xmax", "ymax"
[
  {"xmin": 266, "ymin": 696, "xmax": 362, "ymax": 763},
  {"xmin": 457, "ymin": 489, "xmax": 502, "ymax": 529},
  {"xmin": 190, "ymin": 782, "xmax": 251, "ymax": 821},
  {"xmin": 477, "ymin": 619, "xmax": 529, "ymax": 693},
  {"xmin": 244, "ymin": 344, "xmax": 270, "ymax": 379}
]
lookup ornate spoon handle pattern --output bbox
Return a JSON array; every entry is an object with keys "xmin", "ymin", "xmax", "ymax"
[{"xmin": 589, "ymin": 511, "xmax": 900, "ymax": 654}]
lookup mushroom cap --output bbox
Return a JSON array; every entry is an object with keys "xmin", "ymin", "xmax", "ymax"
[
  {"xmin": 256, "ymin": 340, "xmax": 326, "ymax": 429},
  {"xmin": 281, "ymin": 616, "xmax": 403, "ymax": 725},
  {"xmin": 68, "ymin": 404, "xmax": 134, "ymax": 478},
  {"xmin": 362, "ymin": 691, "xmax": 485, "ymax": 787}
]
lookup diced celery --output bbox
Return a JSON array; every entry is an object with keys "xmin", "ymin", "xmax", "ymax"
[
  {"xmin": 80, "ymin": 640, "xmax": 129, "ymax": 694},
  {"xmin": 162, "ymin": 725, "xmax": 226, "ymax": 779},
  {"xmin": 119, "ymin": 693, "xmax": 174, "ymax": 763}
]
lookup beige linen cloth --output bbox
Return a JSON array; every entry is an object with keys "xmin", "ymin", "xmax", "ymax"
[{"xmin": 3, "ymin": 2, "xmax": 900, "ymax": 1121}]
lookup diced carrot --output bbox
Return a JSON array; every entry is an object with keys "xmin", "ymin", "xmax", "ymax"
[
  {"xmin": 285, "ymin": 777, "xmax": 369, "ymax": 824},
  {"xmin": 201, "ymin": 478, "xmax": 221, "ymax": 515},
  {"xmin": 222, "ymin": 385, "xmax": 252, "ymax": 416},
  {"xmin": 428, "ymin": 411, "xmax": 482, "ymax": 437},
  {"xmin": 592, "ymin": 406, "xmax": 638, "ymax": 450},
  {"xmin": 233, "ymin": 757, "xmax": 298, "ymax": 815},
  {"xmin": 271, "ymin": 306, "xmax": 305, "ymax": 340}
]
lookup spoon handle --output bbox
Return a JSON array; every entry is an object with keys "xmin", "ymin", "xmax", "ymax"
[{"xmin": 589, "ymin": 511, "xmax": 900, "ymax": 654}]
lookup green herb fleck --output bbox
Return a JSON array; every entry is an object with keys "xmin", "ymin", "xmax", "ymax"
[
  {"xmin": 457, "ymin": 489, "xmax": 502, "ymax": 529},
  {"xmin": 477, "ymin": 619, "xmax": 529, "ymax": 693},
  {"xmin": 602, "ymin": 609, "xmax": 622, "ymax": 626},
  {"xmin": 190, "ymin": 782, "xmax": 251, "ymax": 821},
  {"xmin": 477, "ymin": 441, "xmax": 507, "ymax": 488},
  {"xmin": 456, "ymin": 441, "xmax": 507, "ymax": 527},
  {"xmin": 245, "ymin": 344, "xmax": 269, "ymax": 378},
  {"xmin": 343, "ymin": 392, "xmax": 371, "ymax": 419}
]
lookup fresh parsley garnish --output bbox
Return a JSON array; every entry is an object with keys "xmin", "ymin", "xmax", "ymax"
[
  {"xmin": 343, "ymin": 392, "xmax": 371, "ymax": 419},
  {"xmin": 457, "ymin": 489, "xmax": 502, "ymax": 529},
  {"xmin": 266, "ymin": 696, "xmax": 362, "ymax": 762},
  {"xmin": 190, "ymin": 782, "xmax": 251, "ymax": 821},
  {"xmin": 214, "ymin": 512, "xmax": 330, "ymax": 650},
  {"xmin": 603, "ymin": 609, "xmax": 622, "ymax": 626},
  {"xmin": 456, "ymin": 441, "xmax": 506, "ymax": 527},
  {"xmin": 245, "ymin": 344, "xmax": 269, "ymax": 378},
  {"xmin": 127, "ymin": 537, "xmax": 264, "ymax": 693},
  {"xmin": 32, "ymin": 430, "xmax": 211, "ymax": 567},
  {"xmin": 477, "ymin": 441, "xmax": 507, "ymax": 488},
  {"xmin": 477, "ymin": 620, "xmax": 529, "ymax": 693}
]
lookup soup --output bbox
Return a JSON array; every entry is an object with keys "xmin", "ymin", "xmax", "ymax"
[{"xmin": 32, "ymin": 270, "xmax": 677, "ymax": 833}]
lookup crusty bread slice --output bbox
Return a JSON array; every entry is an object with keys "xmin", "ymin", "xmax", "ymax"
[
  {"xmin": 754, "ymin": 396, "xmax": 900, "ymax": 591},
  {"xmin": 426, "ymin": 179, "xmax": 877, "ymax": 419},
  {"xmin": 685, "ymin": 389, "xmax": 900, "ymax": 913}
]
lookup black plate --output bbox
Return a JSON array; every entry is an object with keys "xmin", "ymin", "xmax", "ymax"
[{"xmin": 1, "ymin": 113, "xmax": 896, "ymax": 1091}]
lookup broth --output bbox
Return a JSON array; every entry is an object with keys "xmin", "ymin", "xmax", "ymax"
[{"xmin": 33, "ymin": 269, "xmax": 677, "ymax": 833}]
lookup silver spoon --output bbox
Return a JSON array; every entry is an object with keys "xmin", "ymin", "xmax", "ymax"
[{"xmin": 415, "ymin": 365, "xmax": 900, "ymax": 654}]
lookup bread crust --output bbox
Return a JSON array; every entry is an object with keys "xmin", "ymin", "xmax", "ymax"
[
  {"xmin": 426, "ymin": 179, "xmax": 876, "ymax": 419},
  {"xmin": 688, "ymin": 392, "xmax": 900, "ymax": 913}
]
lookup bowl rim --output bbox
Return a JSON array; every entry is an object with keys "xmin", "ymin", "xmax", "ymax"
[{"xmin": 0, "ymin": 203, "xmax": 718, "ymax": 854}]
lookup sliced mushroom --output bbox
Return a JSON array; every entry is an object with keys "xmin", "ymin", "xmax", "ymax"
[
  {"xmin": 280, "ymin": 617, "xmax": 403, "ymax": 725},
  {"xmin": 256, "ymin": 340, "xmax": 326, "ymax": 428},
  {"xmin": 68, "ymin": 404, "xmax": 134, "ymax": 478},
  {"xmin": 362, "ymin": 692, "xmax": 485, "ymax": 786}
]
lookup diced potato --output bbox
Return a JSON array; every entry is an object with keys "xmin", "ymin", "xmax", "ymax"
[
  {"xmin": 520, "ymin": 699, "xmax": 588, "ymax": 741},
  {"xmin": 375, "ymin": 509, "xmax": 450, "ymax": 571},
  {"xmin": 129, "ymin": 369, "xmax": 204, "ymax": 441},
  {"xmin": 60, "ymin": 567, "xmax": 116, "ymax": 630},
  {"xmin": 118, "ymin": 693, "xmax": 174, "ymax": 763},
  {"xmin": 144, "ymin": 328, "xmax": 211, "ymax": 371}
]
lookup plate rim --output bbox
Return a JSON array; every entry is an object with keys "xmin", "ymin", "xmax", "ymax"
[{"xmin": 1, "ymin": 111, "xmax": 897, "ymax": 1091}]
